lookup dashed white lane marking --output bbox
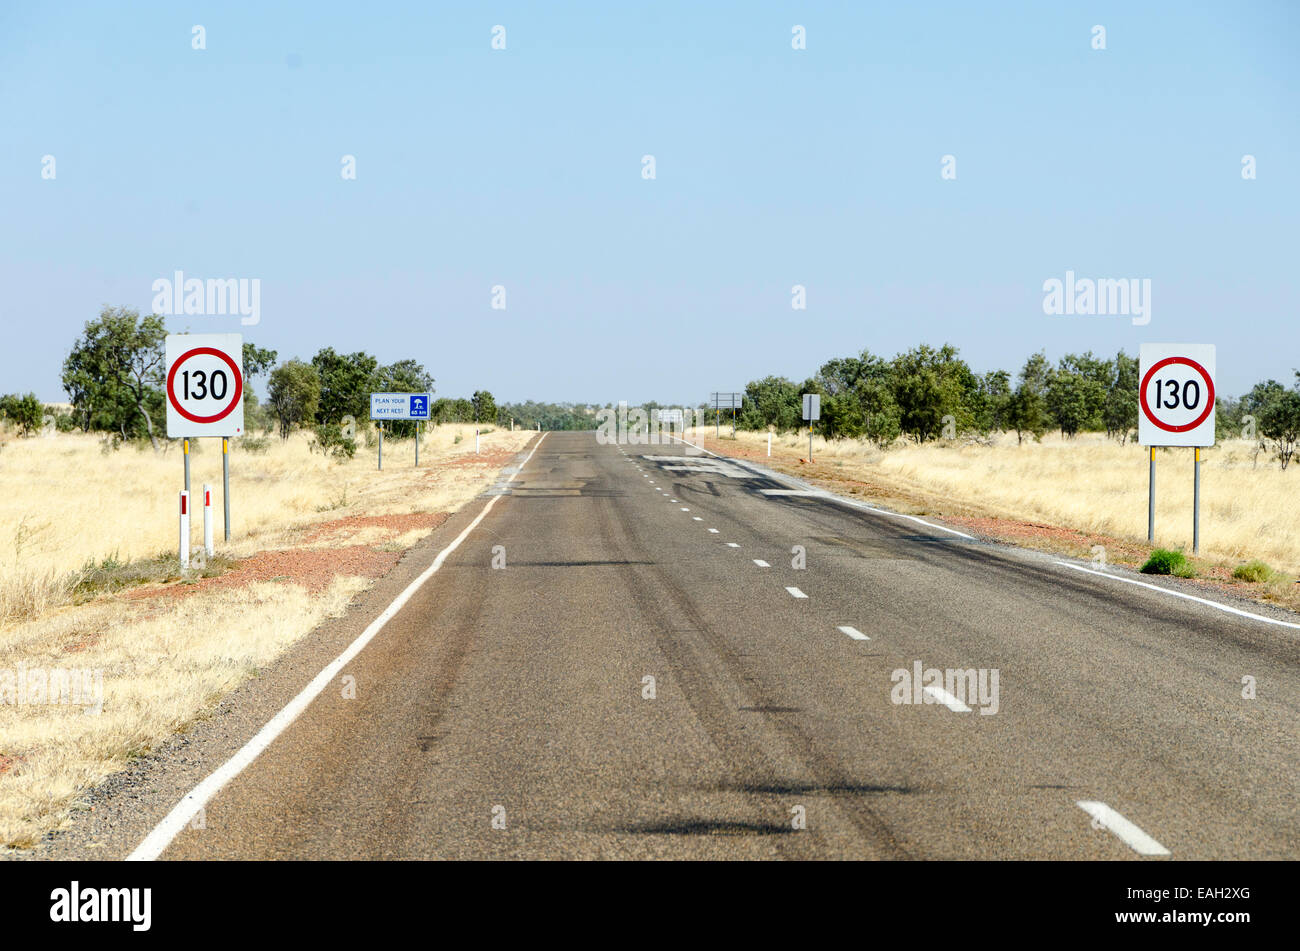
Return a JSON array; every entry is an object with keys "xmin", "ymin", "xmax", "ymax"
[
  {"xmin": 753, "ymin": 559, "xmax": 770, "ymax": 567},
  {"xmin": 838, "ymin": 625, "xmax": 869, "ymax": 641},
  {"xmin": 128, "ymin": 433, "xmax": 550, "ymax": 861},
  {"xmin": 692, "ymin": 517, "xmax": 703, "ymax": 521},
  {"xmin": 726, "ymin": 542, "xmax": 740, "ymax": 548},
  {"xmin": 1056, "ymin": 561, "xmax": 1300, "ymax": 630},
  {"xmin": 922, "ymin": 685, "xmax": 971, "ymax": 712},
  {"xmin": 680, "ymin": 507, "xmax": 690, "ymax": 511},
  {"xmin": 785, "ymin": 586, "xmax": 807, "ymax": 598},
  {"xmin": 1075, "ymin": 801, "xmax": 1171, "ymax": 856},
  {"xmin": 670, "ymin": 499, "xmax": 678, "ymax": 502},
  {"xmin": 708, "ymin": 528, "xmax": 719, "ymax": 533}
]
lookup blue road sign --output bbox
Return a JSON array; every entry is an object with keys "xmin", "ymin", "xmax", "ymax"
[{"xmin": 370, "ymin": 392, "xmax": 433, "ymax": 420}]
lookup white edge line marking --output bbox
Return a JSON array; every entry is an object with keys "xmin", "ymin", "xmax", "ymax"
[
  {"xmin": 785, "ymin": 586, "xmax": 807, "ymax": 598},
  {"xmin": 838, "ymin": 625, "xmax": 869, "ymax": 640},
  {"xmin": 127, "ymin": 433, "xmax": 550, "ymax": 861},
  {"xmin": 1076, "ymin": 801, "xmax": 1170, "ymax": 856},
  {"xmin": 922, "ymin": 685, "xmax": 971, "ymax": 712},
  {"xmin": 661, "ymin": 433, "xmax": 973, "ymax": 539},
  {"xmin": 753, "ymin": 559, "xmax": 770, "ymax": 567},
  {"xmin": 1056, "ymin": 561, "xmax": 1300, "ymax": 630}
]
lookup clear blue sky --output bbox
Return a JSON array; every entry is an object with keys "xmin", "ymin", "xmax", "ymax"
[{"xmin": 2, "ymin": 1, "xmax": 1296, "ymax": 404}]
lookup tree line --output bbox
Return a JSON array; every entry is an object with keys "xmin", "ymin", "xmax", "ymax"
[
  {"xmin": 0, "ymin": 307, "xmax": 511, "ymax": 454},
  {"xmin": 732, "ymin": 343, "xmax": 1300, "ymax": 468}
]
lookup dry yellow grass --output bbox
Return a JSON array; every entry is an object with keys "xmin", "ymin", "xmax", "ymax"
[
  {"xmin": 716, "ymin": 429, "xmax": 1299, "ymax": 574},
  {"xmin": 0, "ymin": 422, "xmax": 533, "ymax": 848},
  {"xmin": 0, "ymin": 423, "xmax": 521, "ymax": 602}
]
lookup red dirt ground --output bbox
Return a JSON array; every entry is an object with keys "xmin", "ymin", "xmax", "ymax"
[{"xmin": 123, "ymin": 511, "xmax": 452, "ymax": 603}]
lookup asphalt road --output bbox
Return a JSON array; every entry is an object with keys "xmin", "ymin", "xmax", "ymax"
[{"xmin": 151, "ymin": 431, "xmax": 1299, "ymax": 859}]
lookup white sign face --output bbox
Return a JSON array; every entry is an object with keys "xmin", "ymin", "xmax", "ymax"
[
  {"xmin": 802, "ymin": 393, "xmax": 821, "ymax": 421},
  {"xmin": 165, "ymin": 334, "xmax": 245, "ymax": 438},
  {"xmin": 1138, "ymin": 343, "xmax": 1216, "ymax": 447},
  {"xmin": 656, "ymin": 409, "xmax": 683, "ymax": 424},
  {"xmin": 710, "ymin": 392, "xmax": 742, "ymax": 410},
  {"xmin": 369, "ymin": 393, "xmax": 432, "ymax": 420}
]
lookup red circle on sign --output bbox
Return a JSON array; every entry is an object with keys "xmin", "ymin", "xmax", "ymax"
[
  {"xmin": 167, "ymin": 347, "xmax": 244, "ymax": 424},
  {"xmin": 1140, "ymin": 356, "xmax": 1215, "ymax": 433}
]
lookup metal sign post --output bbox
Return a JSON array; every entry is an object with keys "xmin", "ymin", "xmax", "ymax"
[
  {"xmin": 1148, "ymin": 446, "xmax": 1155, "ymax": 543},
  {"xmin": 378, "ymin": 423, "xmax": 383, "ymax": 471},
  {"xmin": 183, "ymin": 438, "xmax": 191, "ymax": 498},
  {"xmin": 1194, "ymin": 448, "xmax": 1201, "ymax": 554},
  {"xmin": 1138, "ymin": 343, "xmax": 1216, "ymax": 552},
  {"xmin": 222, "ymin": 436, "xmax": 231, "ymax": 541},
  {"xmin": 802, "ymin": 393, "xmax": 821, "ymax": 462}
]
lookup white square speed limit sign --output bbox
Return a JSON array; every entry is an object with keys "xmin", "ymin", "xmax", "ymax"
[
  {"xmin": 165, "ymin": 334, "xmax": 245, "ymax": 438},
  {"xmin": 1138, "ymin": 343, "xmax": 1216, "ymax": 448}
]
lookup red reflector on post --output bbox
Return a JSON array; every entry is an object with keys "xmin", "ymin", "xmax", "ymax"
[{"xmin": 181, "ymin": 493, "xmax": 188, "ymax": 515}]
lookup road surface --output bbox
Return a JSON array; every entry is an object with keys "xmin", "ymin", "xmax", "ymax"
[{"xmin": 145, "ymin": 432, "xmax": 1299, "ymax": 859}]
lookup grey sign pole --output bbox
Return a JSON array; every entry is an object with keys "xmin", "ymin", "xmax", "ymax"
[
  {"xmin": 378, "ymin": 423, "xmax": 383, "ymax": 471},
  {"xmin": 415, "ymin": 421, "xmax": 420, "ymax": 468},
  {"xmin": 1148, "ymin": 446, "xmax": 1155, "ymax": 543},
  {"xmin": 183, "ymin": 438, "xmax": 191, "ymax": 499},
  {"xmin": 1193, "ymin": 448, "xmax": 1201, "ymax": 554},
  {"xmin": 222, "ymin": 436, "xmax": 231, "ymax": 542}
]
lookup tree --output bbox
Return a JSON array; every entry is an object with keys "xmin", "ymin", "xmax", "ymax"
[
  {"xmin": 375, "ymin": 358, "xmax": 433, "ymax": 394},
  {"xmin": 0, "ymin": 393, "xmax": 44, "ymax": 435},
  {"xmin": 1259, "ymin": 382, "xmax": 1300, "ymax": 470},
  {"xmin": 311, "ymin": 348, "xmax": 378, "ymax": 425},
  {"xmin": 1006, "ymin": 352, "xmax": 1050, "ymax": 445},
  {"xmin": 471, "ymin": 390, "xmax": 497, "ymax": 424},
  {"xmin": 267, "ymin": 360, "xmax": 322, "ymax": 439},
  {"xmin": 738, "ymin": 375, "xmax": 801, "ymax": 431},
  {"xmin": 889, "ymin": 344, "xmax": 977, "ymax": 441},
  {"xmin": 61, "ymin": 307, "xmax": 166, "ymax": 449},
  {"xmin": 977, "ymin": 369, "xmax": 1012, "ymax": 435},
  {"xmin": 241, "ymin": 342, "xmax": 279, "ymax": 435},
  {"xmin": 1103, "ymin": 350, "xmax": 1139, "ymax": 443},
  {"xmin": 242, "ymin": 342, "xmax": 278, "ymax": 380}
]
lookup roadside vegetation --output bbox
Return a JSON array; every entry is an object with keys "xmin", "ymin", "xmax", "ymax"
[
  {"xmin": 0, "ymin": 422, "xmax": 532, "ymax": 849},
  {"xmin": 723, "ymin": 344, "xmax": 1300, "ymax": 471}
]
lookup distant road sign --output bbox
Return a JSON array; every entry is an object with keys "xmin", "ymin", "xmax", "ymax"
[
  {"xmin": 165, "ymin": 334, "xmax": 244, "ymax": 438},
  {"xmin": 656, "ymin": 409, "xmax": 683, "ymax": 424},
  {"xmin": 710, "ymin": 392, "xmax": 742, "ymax": 410},
  {"xmin": 1139, "ymin": 344, "xmax": 1216, "ymax": 447},
  {"xmin": 370, "ymin": 393, "xmax": 432, "ymax": 421},
  {"xmin": 802, "ymin": 393, "xmax": 821, "ymax": 422}
]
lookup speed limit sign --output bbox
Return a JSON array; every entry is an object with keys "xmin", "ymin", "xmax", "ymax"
[
  {"xmin": 1138, "ymin": 343, "xmax": 1216, "ymax": 447},
  {"xmin": 165, "ymin": 334, "xmax": 245, "ymax": 437}
]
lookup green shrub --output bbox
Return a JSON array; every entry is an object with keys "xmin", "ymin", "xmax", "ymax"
[
  {"xmin": 237, "ymin": 435, "xmax": 270, "ymax": 454},
  {"xmin": 311, "ymin": 423, "xmax": 357, "ymax": 461},
  {"xmin": 1141, "ymin": 548, "xmax": 1195, "ymax": 578},
  {"xmin": 1232, "ymin": 559, "xmax": 1277, "ymax": 583},
  {"xmin": 0, "ymin": 393, "xmax": 44, "ymax": 435}
]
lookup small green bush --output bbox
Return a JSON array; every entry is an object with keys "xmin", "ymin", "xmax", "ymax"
[
  {"xmin": 311, "ymin": 423, "xmax": 357, "ymax": 461},
  {"xmin": 1141, "ymin": 548, "xmax": 1195, "ymax": 578},
  {"xmin": 237, "ymin": 435, "xmax": 270, "ymax": 454},
  {"xmin": 1232, "ymin": 559, "xmax": 1277, "ymax": 583}
]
